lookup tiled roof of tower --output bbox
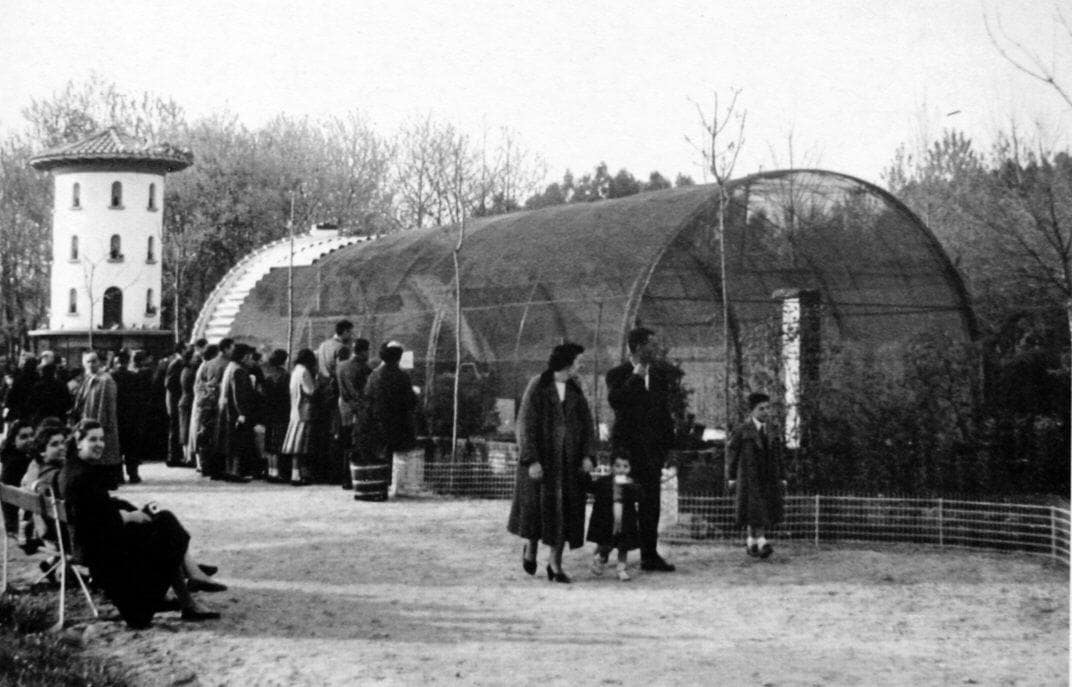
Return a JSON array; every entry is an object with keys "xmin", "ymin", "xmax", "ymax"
[{"xmin": 29, "ymin": 127, "xmax": 193, "ymax": 172}]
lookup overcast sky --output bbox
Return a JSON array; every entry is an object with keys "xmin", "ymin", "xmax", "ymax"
[{"xmin": 2, "ymin": 1, "xmax": 1069, "ymax": 188}]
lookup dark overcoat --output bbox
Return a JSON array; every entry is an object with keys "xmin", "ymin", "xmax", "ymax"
[
  {"xmin": 215, "ymin": 363, "xmax": 257, "ymax": 475},
  {"xmin": 585, "ymin": 474, "xmax": 641, "ymax": 551},
  {"xmin": 605, "ymin": 361, "xmax": 675, "ymax": 481},
  {"xmin": 507, "ymin": 372, "xmax": 594, "ymax": 549},
  {"xmin": 59, "ymin": 454, "xmax": 189, "ymax": 629},
  {"xmin": 725, "ymin": 420, "xmax": 784, "ymax": 528},
  {"xmin": 364, "ymin": 363, "xmax": 417, "ymax": 453}
]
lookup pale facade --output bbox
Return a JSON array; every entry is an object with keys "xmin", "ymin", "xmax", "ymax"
[{"xmin": 49, "ymin": 169, "xmax": 165, "ymax": 331}]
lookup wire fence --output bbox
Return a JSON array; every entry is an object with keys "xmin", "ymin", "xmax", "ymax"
[
  {"xmin": 389, "ymin": 441, "xmax": 1070, "ymax": 566},
  {"xmin": 665, "ymin": 494, "xmax": 1069, "ymax": 565}
]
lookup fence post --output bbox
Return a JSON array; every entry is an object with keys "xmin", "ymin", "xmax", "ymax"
[
  {"xmin": 1052, "ymin": 507, "xmax": 1058, "ymax": 561},
  {"xmin": 813, "ymin": 494, "xmax": 820, "ymax": 546},
  {"xmin": 938, "ymin": 498, "xmax": 943, "ymax": 547}
]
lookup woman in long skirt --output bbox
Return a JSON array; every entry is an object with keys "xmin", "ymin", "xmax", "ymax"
[{"xmin": 280, "ymin": 349, "xmax": 317, "ymax": 485}]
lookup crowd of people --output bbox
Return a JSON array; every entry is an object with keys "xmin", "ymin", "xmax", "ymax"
[
  {"xmin": 0, "ymin": 319, "xmax": 418, "ymax": 494},
  {"xmin": 0, "ymin": 318, "xmax": 421, "ymax": 628},
  {"xmin": 0, "ymin": 321, "xmax": 784, "ymax": 627}
]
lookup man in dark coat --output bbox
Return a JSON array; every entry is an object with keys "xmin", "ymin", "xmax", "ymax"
[
  {"xmin": 337, "ymin": 338, "xmax": 373, "ymax": 489},
  {"xmin": 164, "ymin": 343, "xmax": 187, "ymax": 466},
  {"xmin": 605, "ymin": 327, "xmax": 677, "ymax": 572},
  {"xmin": 726, "ymin": 392, "xmax": 785, "ymax": 559},
  {"xmin": 315, "ymin": 320, "xmax": 354, "ymax": 482},
  {"xmin": 193, "ymin": 338, "xmax": 233, "ymax": 478},
  {"xmin": 364, "ymin": 342, "xmax": 417, "ymax": 465},
  {"xmin": 123, "ymin": 350, "xmax": 153, "ymax": 483},
  {"xmin": 27, "ymin": 362, "xmax": 71, "ymax": 424}
]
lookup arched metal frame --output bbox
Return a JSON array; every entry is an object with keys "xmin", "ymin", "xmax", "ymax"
[{"xmin": 220, "ymin": 170, "xmax": 976, "ymax": 428}]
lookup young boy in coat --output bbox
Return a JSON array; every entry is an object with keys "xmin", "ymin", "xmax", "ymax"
[
  {"xmin": 587, "ymin": 454, "xmax": 641, "ymax": 581},
  {"xmin": 726, "ymin": 392, "xmax": 786, "ymax": 558}
]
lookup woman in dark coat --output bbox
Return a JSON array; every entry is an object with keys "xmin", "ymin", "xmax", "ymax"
[
  {"xmin": 260, "ymin": 349, "xmax": 291, "ymax": 481},
  {"xmin": 725, "ymin": 392, "xmax": 785, "ymax": 559},
  {"xmin": 507, "ymin": 342, "xmax": 594, "ymax": 583},
  {"xmin": 58, "ymin": 420, "xmax": 222, "ymax": 628}
]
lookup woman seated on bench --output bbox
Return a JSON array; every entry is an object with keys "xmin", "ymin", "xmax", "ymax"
[
  {"xmin": 58, "ymin": 419, "xmax": 224, "ymax": 628},
  {"xmin": 17, "ymin": 418, "xmax": 69, "ymax": 552}
]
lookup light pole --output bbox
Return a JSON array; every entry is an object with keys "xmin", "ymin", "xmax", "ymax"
[{"xmin": 286, "ymin": 189, "xmax": 296, "ymax": 362}]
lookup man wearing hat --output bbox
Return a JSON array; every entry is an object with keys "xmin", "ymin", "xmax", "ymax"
[{"xmin": 362, "ymin": 341, "xmax": 417, "ymax": 498}]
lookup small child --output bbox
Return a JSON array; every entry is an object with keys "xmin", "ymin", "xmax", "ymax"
[{"xmin": 586, "ymin": 454, "xmax": 641, "ymax": 581}]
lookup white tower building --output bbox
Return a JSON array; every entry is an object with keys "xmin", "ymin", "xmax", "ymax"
[{"xmin": 28, "ymin": 128, "xmax": 192, "ymax": 358}]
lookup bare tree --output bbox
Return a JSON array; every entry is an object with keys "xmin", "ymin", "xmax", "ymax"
[
  {"xmin": 687, "ymin": 89, "xmax": 747, "ymax": 427},
  {"xmin": 984, "ymin": 5, "xmax": 1072, "ymax": 108}
]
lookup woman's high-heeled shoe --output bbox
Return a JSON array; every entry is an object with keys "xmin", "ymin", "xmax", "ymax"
[
  {"xmin": 546, "ymin": 565, "xmax": 571, "ymax": 584},
  {"xmin": 522, "ymin": 544, "xmax": 537, "ymax": 575}
]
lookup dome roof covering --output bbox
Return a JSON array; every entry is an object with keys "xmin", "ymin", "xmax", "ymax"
[
  {"xmin": 204, "ymin": 169, "xmax": 975, "ymax": 425},
  {"xmin": 191, "ymin": 226, "xmax": 367, "ymax": 343},
  {"xmin": 29, "ymin": 127, "xmax": 193, "ymax": 172}
]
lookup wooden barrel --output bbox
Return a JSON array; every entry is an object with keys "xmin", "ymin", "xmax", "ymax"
[{"xmin": 351, "ymin": 463, "xmax": 389, "ymax": 501}]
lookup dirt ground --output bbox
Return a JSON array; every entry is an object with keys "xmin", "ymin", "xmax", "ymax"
[{"xmin": 6, "ymin": 462, "xmax": 1068, "ymax": 687}]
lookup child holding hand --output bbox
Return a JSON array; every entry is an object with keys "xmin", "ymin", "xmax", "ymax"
[{"xmin": 587, "ymin": 454, "xmax": 641, "ymax": 581}]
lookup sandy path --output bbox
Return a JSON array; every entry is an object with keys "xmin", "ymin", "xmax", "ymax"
[{"xmin": 7, "ymin": 463, "xmax": 1067, "ymax": 686}]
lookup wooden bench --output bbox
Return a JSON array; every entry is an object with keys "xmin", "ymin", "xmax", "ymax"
[{"xmin": 0, "ymin": 483, "xmax": 99, "ymax": 630}]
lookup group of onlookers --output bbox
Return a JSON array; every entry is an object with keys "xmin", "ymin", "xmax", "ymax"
[
  {"xmin": 0, "ymin": 318, "xmax": 419, "ymax": 496},
  {"xmin": 2, "ymin": 348, "xmax": 169, "ymax": 488},
  {"xmin": 169, "ymin": 320, "xmax": 416, "ymax": 493}
]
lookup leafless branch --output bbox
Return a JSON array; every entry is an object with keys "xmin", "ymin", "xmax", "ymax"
[{"xmin": 984, "ymin": 7, "xmax": 1072, "ymax": 108}]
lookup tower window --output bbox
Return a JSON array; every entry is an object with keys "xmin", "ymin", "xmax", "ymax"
[
  {"xmin": 148, "ymin": 183, "xmax": 157, "ymax": 211},
  {"xmin": 110, "ymin": 181, "xmax": 123, "ymax": 208},
  {"xmin": 109, "ymin": 234, "xmax": 123, "ymax": 261},
  {"xmin": 72, "ymin": 182, "xmax": 81, "ymax": 209},
  {"xmin": 70, "ymin": 235, "xmax": 79, "ymax": 261},
  {"xmin": 68, "ymin": 288, "xmax": 77, "ymax": 315},
  {"xmin": 102, "ymin": 287, "xmax": 123, "ymax": 328},
  {"xmin": 145, "ymin": 288, "xmax": 157, "ymax": 315},
  {"xmin": 146, "ymin": 236, "xmax": 156, "ymax": 263}
]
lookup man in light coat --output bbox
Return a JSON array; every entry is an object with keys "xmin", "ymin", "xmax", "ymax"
[{"xmin": 71, "ymin": 350, "xmax": 122, "ymax": 487}]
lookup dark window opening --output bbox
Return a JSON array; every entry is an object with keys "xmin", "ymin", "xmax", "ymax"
[
  {"xmin": 102, "ymin": 287, "xmax": 123, "ymax": 328},
  {"xmin": 110, "ymin": 181, "xmax": 123, "ymax": 208},
  {"xmin": 109, "ymin": 234, "xmax": 123, "ymax": 261}
]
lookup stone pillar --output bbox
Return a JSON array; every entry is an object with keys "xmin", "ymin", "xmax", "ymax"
[{"xmin": 772, "ymin": 288, "xmax": 821, "ymax": 449}]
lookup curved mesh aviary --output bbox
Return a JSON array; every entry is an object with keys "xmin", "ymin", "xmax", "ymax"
[{"xmin": 224, "ymin": 169, "xmax": 974, "ymax": 429}]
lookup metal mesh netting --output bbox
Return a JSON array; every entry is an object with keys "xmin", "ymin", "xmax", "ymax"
[{"xmin": 226, "ymin": 169, "xmax": 974, "ymax": 431}]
